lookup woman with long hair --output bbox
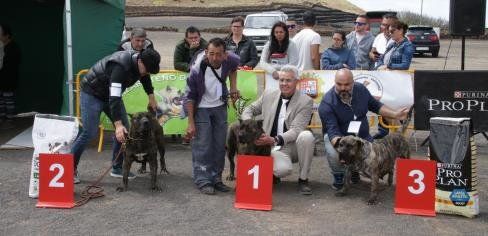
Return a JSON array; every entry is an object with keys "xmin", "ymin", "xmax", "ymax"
[
  {"xmin": 258, "ymin": 21, "xmax": 298, "ymax": 80},
  {"xmin": 376, "ymin": 21, "xmax": 414, "ymax": 70}
]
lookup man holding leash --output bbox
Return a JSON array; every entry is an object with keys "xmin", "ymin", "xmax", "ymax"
[
  {"xmin": 184, "ymin": 38, "xmax": 239, "ymax": 195},
  {"xmin": 318, "ymin": 68, "xmax": 409, "ymax": 190},
  {"xmin": 242, "ymin": 65, "xmax": 315, "ymax": 195},
  {"xmin": 71, "ymin": 48, "xmax": 161, "ymax": 184}
]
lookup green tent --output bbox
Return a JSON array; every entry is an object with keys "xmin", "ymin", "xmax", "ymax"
[{"xmin": 1, "ymin": 0, "xmax": 125, "ymax": 115}]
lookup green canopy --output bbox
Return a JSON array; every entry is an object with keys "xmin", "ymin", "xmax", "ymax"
[{"xmin": 1, "ymin": 0, "xmax": 125, "ymax": 115}]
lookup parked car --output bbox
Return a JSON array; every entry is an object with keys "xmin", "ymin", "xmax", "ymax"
[
  {"xmin": 243, "ymin": 11, "xmax": 288, "ymax": 55},
  {"xmin": 406, "ymin": 25, "xmax": 440, "ymax": 57},
  {"xmin": 366, "ymin": 11, "xmax": 397, "ymax": 36}
]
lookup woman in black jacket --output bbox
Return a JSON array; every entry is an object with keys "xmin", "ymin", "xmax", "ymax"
[{"xmin": 224, "ymin": 16, "xmax": 258, "ymax": 69}]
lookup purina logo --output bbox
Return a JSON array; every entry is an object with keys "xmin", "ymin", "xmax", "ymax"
[{"xmin": 454, "ymin": 91, "xmax": 488, "ymax": 99}]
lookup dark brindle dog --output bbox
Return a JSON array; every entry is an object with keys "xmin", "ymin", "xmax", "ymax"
[
  {"xmin": 334, "ymin": 133, "xmax": 410, "ymax": 204},
  {"xmin": 226, "ymin": 119, "xmax": 271, "ymax": 181},
  {"xmin": 116, "ymin": 111, "xmax": 168, "ymax": 192}
]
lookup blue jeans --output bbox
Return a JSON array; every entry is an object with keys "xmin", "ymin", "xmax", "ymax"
[
  {"xmin": 324, "ymin": 134, "xmax": 344, "ymax": 175},
  {"xmin": 191, "ymin": 105, "xmax": 227, "ymax": 188},
  {"xmin": 71, "ymin": 91, "xmax": 129, "ymax": 171}
]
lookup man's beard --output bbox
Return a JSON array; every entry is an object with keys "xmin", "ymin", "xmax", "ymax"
[{"xmin": 339, "ymin": 90, "xmax": 352, "ymax": 105}]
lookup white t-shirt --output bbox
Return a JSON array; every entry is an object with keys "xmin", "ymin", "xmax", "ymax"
[
  {"xmin": 355, "ymin": 33, "xmax": 365, "ymax": 44},
  {"xmin": 293, "ymin": 28, "xmax": 321, "ymax": 71},
  {"xmin": 199, "ymin": 67, "xmax": 225, "ymax": 108},
  {"xmin": 372, "ymin": 33, "xmax": 389, "ymax": 54}
]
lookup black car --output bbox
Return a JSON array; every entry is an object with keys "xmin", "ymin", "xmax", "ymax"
[{"xmin": 406, "ymin": 25, "xmax": 440, "ymax": 57}]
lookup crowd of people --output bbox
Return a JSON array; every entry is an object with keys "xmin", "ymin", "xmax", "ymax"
[{"xmin": 69, "ymin": 10, "xmax": 414, "ymax": 196}]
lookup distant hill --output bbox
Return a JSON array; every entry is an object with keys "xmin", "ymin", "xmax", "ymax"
[{"xmin": 126, "ymin": 0, "xmax": 364, "ymax": 20}]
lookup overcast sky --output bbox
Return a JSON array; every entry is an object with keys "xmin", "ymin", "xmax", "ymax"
[{"xmin": 347, "ymin": 0, "xmax": 488, "ymax": 25}]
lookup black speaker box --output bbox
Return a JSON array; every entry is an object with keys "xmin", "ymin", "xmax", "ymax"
[{"xmin": 450, "ymin": 0, "xmax": 486, "ymax": 36}]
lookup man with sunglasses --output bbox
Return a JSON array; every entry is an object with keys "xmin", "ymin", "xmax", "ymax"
[
  {"xmin": 369, "ymin": 14, "xmax": 398, "ymax": 67},
  {"xmin": 346, "ymin": 15, "xmax": 375, "ymax": 70},
  {"xmin": 286, "ymin": 18, "xmax": 299, "ymax": 39}
]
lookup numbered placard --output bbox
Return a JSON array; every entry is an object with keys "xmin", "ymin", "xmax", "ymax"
[
  {"xmin": 395, "ymin": 159, "xmax": 436, "ymax": 216},
  {"xmin": 235, "ymin": 155, "xmax": 273, "ymax": 211},
  {"xmin": 36, "ymin": 153, "xmax": 75, "ymax": 209}
]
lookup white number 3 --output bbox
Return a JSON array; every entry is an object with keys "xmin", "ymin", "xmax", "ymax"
[
  {"xmin": 49, "ymin": 163, "xmax": 65, "ymax": 188},
  {"xmin": 408, "ymin": 169, "xmax": 425, "ymax": 195}
]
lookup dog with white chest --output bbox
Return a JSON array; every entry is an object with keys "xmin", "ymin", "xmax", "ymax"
[{"xmin": 334, "ymin": 133, "xmax": 410, "ymax": 204}]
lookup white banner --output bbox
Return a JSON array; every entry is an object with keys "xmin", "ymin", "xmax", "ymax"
[{"xmin": 265, "ymin": 70, "xmax": 414, "ymax": 110}]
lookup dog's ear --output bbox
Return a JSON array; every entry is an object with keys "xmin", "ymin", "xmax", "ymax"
[
  {"xmin": 256, "ymin": 120, "xmax": 263, "ymax": 129},
  {"xmin": 238, "ymin": 118, "xmax": 243, "ymax": 124},
  {"xmin": 128, "ymin": 113, "xmax": 134, "ymax": 119},
  {"xmin": 333, "ymin": 137, "xmax": 342, "ymax": 149}
]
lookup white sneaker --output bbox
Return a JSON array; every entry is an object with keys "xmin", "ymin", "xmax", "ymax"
[{"xmin": 74, "ymin": 171, "xmax": 81, "ymax": 184}]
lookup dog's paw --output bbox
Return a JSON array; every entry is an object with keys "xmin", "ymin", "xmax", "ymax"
[
  {"xmin": 367, "ymin": 198, "xmax": 378, "ymax": 205},
  {"xmin": 116, "ymin": 186, "xmax": 126, "ymax": 192},
  {"xmin": 226, "ymin": 175, "xmax": 236, "ymax": 181},
  {"xmin": 160, "ymin": 168, "xmax": 170, "ymax": 175},
  {"xmin": 151, "ymin": 185, "xmax": 163, "ymax": 192}
]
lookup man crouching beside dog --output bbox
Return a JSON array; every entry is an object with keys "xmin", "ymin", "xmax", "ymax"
[
  {"xmin": 318, "ymin": 68, "xmax": 410, "ymax": 203},
  {"xmin": 241, "ymin": 65, "xmax": 315, "ymax": 195}
]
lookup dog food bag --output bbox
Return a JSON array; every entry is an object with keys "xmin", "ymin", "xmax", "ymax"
[
  {"xmin": 429, "ymin": 117, "xmax": 479, "ymax": 218},
  {"xmin": 28, "ymin": 114, "xmax": 79, "ymax": 198}
]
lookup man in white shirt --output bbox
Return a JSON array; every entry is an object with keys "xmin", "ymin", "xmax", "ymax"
[
  {"xmin": 293, "ymin": 11, "xmax": 321, "ymax": 71},
  {"xmin": 369, "ymin": 14, "xmax": 398, "ymax": 66}
]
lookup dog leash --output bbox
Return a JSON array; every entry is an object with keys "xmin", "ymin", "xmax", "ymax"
[{"xmin": 74, "ymin": 142, "xmax": 126, "ymax": 207}]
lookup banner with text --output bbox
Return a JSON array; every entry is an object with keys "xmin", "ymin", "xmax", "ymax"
[
  {"xmin": 101, "ymin": 71, "xmax": 259, "ymax": 134},
  {"xmin": 414, "ymin": 70, "xmax": 488, "ymax": 131}
]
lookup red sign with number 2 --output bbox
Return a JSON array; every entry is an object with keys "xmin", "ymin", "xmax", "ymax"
[
  {"xmin": 395, "ymin": 159, "xmax": 436, "ymax": 216},
  {"xmin": 36, "ymin": 153, "xmax": 75, "ymax": 209},
  {"xmin": 235, "ymin": 155, "xmax": 273, "ymax": 211}
]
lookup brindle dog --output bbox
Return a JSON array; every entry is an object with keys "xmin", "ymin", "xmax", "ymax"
[
  {"xmin": 116, "ymin": 111, "xmax": 168, "ymax": 192},
  {"xmin": 334, "ymin": 133, "xmax": 410, "ymax": 204},
  {"xmin": 226, "ymin": 119, "xmax": 271, "ymax": 181}
]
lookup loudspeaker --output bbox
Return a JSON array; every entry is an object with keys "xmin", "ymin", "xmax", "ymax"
[{"xmin": 450, "ymin": 0, "xmax": 486, "ymax": 36}]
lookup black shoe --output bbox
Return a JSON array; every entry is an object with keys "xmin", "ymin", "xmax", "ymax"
[
  {"xmin": 214, "ymin": 182, "xmax": 231, "ymax": 192},
  {"xmin": 273, "ymin": 175, "xmax": 281, "ymax": 185},
  {"xmin": 199, "ymin": 184, "xmax": 215, "ymax": 195},
  {"xmin": 351, "ymin": 171, "xmax": 360, "ymax": 184},
  {"xmin": 298, "ymin": 178, "xmax": 312, "ymax": 195}
]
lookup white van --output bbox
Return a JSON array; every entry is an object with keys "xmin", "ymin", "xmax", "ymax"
[{"xmin": 243, "ymin": 11, "xmax": 288, "ymax": 55}]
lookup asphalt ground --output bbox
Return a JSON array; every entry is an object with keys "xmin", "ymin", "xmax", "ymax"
[{"xmin": 1, "ymin": 16, "xmax": 488, "ymax": 235}]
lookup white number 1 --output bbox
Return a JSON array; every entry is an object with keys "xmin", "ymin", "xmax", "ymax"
[
  {"xmin": 49, "ymin": 163, "xmax": 65, "ymax": 188},
  {"xmin": 408, "ymin": 169, "xmax": 425, "ymax": 195},
  {"xmin": 248, "ymin": 165, "xmax": 259, "ymax": 190}
]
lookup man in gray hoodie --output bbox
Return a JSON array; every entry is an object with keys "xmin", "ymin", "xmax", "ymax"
[{"xmin": 346, "ymin": 15, "xmax": 374, "ymax": 70}]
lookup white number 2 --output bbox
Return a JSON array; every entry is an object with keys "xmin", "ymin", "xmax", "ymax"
[
  {"xmin": 49, "ymin": 163, "xmax": 65, "ymax": 188},
  {"xmin": 408, "ymin": 169, "xmax": 425, "ymax": 195},
  {"xmin": 248, "ymin": 165, "xmax": 259, "ymax": 190}
]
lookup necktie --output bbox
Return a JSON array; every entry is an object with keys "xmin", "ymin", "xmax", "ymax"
[{"xmin": 277, "ymin": 99, "xmax": 289, "ymax": 135}]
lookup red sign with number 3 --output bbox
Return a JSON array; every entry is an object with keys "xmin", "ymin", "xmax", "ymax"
[
  {"xmin": 235, "ymin": 155, "xmax": 273, "ymax": 211},
  {"xmin": 395, "ymin": 159, "xmax": 436, "ymax": 216},
  {"xmin": 36, "ymin": 153, "xmax": 75, "ymax": 209}
]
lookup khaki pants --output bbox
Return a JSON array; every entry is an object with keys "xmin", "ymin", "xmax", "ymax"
[{"xmin": 272, "ymin": 130, "xmax": 315, "ymax": 180}]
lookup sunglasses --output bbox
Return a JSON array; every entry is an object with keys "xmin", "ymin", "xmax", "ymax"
[
  {"xmin": 354, "ymin": 22, "xmax": 367, "ymax": 26},
  {"xmin": 286, "ymin": 24, "xmax": 296, "ymax": 29}
]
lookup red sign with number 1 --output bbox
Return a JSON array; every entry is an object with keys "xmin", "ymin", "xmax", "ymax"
[
  {"xmin": 36, "ymin": 153, "xmax": 75, "ymax": 209},
  {"xmin": 395, "ymin": 159, "xmax": 436, "ymax": 216},
  {"xmin": 235, "ymin": 155, "xmax": 273, "ymax": 211}
]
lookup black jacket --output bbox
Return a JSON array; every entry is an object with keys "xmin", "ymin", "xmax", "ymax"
[
  {"xmin": 0, "ymin": 41, "xmax": 21, "ymax": 90},
  {"xmin": 81, "ymin": 51, "xmax": 154, "ymax": 122},
  {"xmin": 224, "ymin": 34, "xmax": 258, "ymax": 68}
]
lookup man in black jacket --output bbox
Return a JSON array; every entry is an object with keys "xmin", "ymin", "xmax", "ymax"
[
  {"xmin": 0, "ymin": 23, "xmax": 21, "ymax": 129},
  {"xmin": 71, "ymin": 48, "xmax": 161, "ymax": 184}
]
